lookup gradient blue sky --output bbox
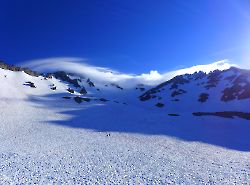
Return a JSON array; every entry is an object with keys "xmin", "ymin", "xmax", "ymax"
[{"xmin": 1, "ymin": 0, "xmax": 250, "ymax": 73}]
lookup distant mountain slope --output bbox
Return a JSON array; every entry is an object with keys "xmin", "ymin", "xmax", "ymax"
[
  {"xmin": 1, "ymin": 61, "xmax": 250, "ymax": 120},
  {"xmin": 139, "ymin": 67, "xmax": 250, "ymax": 118},
  {"xmin": 0, "ymin": 61, "xmax": 146, "ymax": 105}
]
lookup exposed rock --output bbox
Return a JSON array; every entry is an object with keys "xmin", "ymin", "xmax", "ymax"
[
  {"xmin": 194, "ymin": 71, "xmax": 206, "ymax": 80},
  {"xmin": 221, "ymin": 72, "xmax": 250, "ymax": 101},
  {"xmin": 62, "ymin": 96, "xmax": 71, "ymax": 99},
  {"xmin": 155, "ymin": 103, "xmax": 164, "ymax": 108},
  {"xmin": 99, "ymin": 98, "xmax": 109, "ymax": 102},
  {"xmin": 23, "ymin": 81, "xmax": 36, "ymax": 88},
  {"xmin": 46, "ymin": 74, "xmax": 53, "ymax": 79},
  {"xmin": 198, "ymin": 93, "xmax": 209, "ymax": 103},
  {"xmin": 87, "ymin": 78, "xmax": 95, "ymax": 87},
  {"xmin": 0, "ymin": 61, "xmax": 40, "ymax": 77},
  {"xmin": 67, "ymin": 88, "xmax": 75, "ymax": 94},
  {"xmin": 170, "ymin": 83, "xmax": 178, "ymax": 90},
  {"xmin": 221, "ymin": 85, "xmax": 241, "ymax": 101},
  {"xmin": 171, "ymin": 89, "xmax": 186, "ymax": 97},
  {"xmin": 53, "ymin": 71, "xmax": 80, "ymax": 88},
  {"xmin": 140, "ymin": 75, "xmax": 189, "ymax": 102},
  {"xmin": 111, "ymin": 83, "xmax": 123, "ymax": 90},
  {"xmin": 193, "ymin": 111, "xmax": 250, "ymax": 120},
  {"xmin": 238, "ymin": 84, "xmax": 250, "ymax": 100},
  {"xmin": 23, "ymin": 68, "xmax": 40, "ymax": 77},
  {"xmin": 169, "ymin": 75, "xmax": 190, "ymax": 85},
  {"xmin": 139, "ymin": 94, "xmax": 152, "ymax": 101},
  {"xmin": 139, "ymin": 88, "xmax": 159, "ymax": 101},
  {"xmin": 74, "ymin": 96, "xmax": 91, "ymax": 103},
  {"xmin": 171, "ymin": 99, "xmax": 180, "ymax": 102},
  {"xmin": 80, "ymin": 87, "xmax": 87, "ymax": 95},
  {"xmin": 51, "ymin": 86, "xmax": 57, "ymax": 90},
  {"xmin": 204, "ymin": 70, "xmax": 222, "ymax": 89},
  {"xmin": 168, "ymin": 114, "xmax": 180, "ymax": 116}
]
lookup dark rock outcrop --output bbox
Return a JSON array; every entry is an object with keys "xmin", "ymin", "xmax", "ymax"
[
  {"xmin": 87, "ymin": 79, "xmax": 95, "ymax": 87},
  {"xmin": 23, "ymin": 81, "xmax": 36, "ymax": 88},
  {"xmin": 139, "ymin": 75, "xmax": 189, "ymax": 101},
  {"xmin": 99, "ymin": 98, "xmax": 109, "ymax": 102},
  {"xmin": 80, "ymin": 87, "xmax": 87, "ymax": 95},
  {"xmin": 221, "ymin": 72, "xmax": 250, "ymax": 101},
  {"xmin": 67, "ymin": 88, "xmax": 75, "ymax": 94},
  {"xmin": 172, "ymin": 99, "xmax": 179, "ymax": 102},
  {"xmin": 193, "ymin": 111, "xmax": 250, "ymax": 120},
  {"xmin": 0, "ymin": 61, "xmax": 40, "ymax": 77},
  {"xmin": 74, "ymin": 96, "xmax": 91, "ymax": 103},
  {"xmin": 168, "ymin": 113, "xmax": 180, "ymax": 116},
  {"xmin": 52, "ymin": 71, "xmax": 81, "ymax": 88},
  {"xmin": 204, "ymin": 70, "xmax": 223, "ymax": 89},
  {"xmin": 111, "ymin": 83, "xmax": 123, "ymax": 90},
  {"xmin": 171, "ymin": 89, "xmax": 186, "ymax": 97},
  {"xmin": 198, "ymin": 93, "xmax": 209, "ymax": 103},
  {"xmin": 155, "ymin": 103, "xmax": 164, "ymax": 108},
  {"xmin": 51, "ymin": 86, "xmax": 57, "ymax": 90}
]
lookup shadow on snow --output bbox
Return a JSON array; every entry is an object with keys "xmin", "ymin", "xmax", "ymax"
[{"xmin": 28, "ymin": 93, "xmax": 250, "ymax": 152}]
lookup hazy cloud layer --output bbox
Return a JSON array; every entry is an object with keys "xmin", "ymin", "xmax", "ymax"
[{"xmin": 22, "ymin": 57, "xmax": 237, "ymax": 87}]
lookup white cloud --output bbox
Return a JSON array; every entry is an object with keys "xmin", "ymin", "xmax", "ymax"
[
  {"xmin": 21, "ymin": 58, "xmax": 237, "ymax": 87},
  {"xmin": 139, "ymin": 70, "xmax": 162, "ymax": 81}
]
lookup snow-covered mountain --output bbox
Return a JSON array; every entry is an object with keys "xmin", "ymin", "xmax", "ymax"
[
  {"xmin": 2, "ymin": 60, "xmax": 250, "ymax": 117},
  {"xmin": 139, "ymin": 67, "xmax": 250, "ymax": 119},
  {"xmin": 0, "ymin": 61, "xmax": 146, "ymax": 104},
  {"xmin": 0, "ymin": 61, "xmax": 250, "ymax": 184}
]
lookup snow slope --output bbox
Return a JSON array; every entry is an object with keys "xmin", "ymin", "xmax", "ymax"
[
  {"xmin": 140, "ymin": 67, "xmax": 250, "ymax": 115},
  {"xmin": 0, "ymin": 64, "xmax": 250, "ymax": 184}
]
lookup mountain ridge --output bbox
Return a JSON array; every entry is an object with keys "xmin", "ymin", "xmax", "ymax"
[{"xmin": 1, "ymin": 60, "xmax": 250, "ymax": 120}]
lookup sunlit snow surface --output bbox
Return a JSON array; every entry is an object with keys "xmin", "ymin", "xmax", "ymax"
[{"xmin": 0, "ymin": 69, "xmax": 250, "ymax": 184}]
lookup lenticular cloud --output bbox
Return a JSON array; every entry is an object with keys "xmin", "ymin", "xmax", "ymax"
[{"xmin": 21, "ymin": 57, "xmax": 236, "ymax": 87}]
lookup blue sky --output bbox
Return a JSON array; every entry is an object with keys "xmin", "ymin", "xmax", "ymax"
[{"xmin": 1, "ymin": 0, "xmax": 250, "ymax": 73}]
